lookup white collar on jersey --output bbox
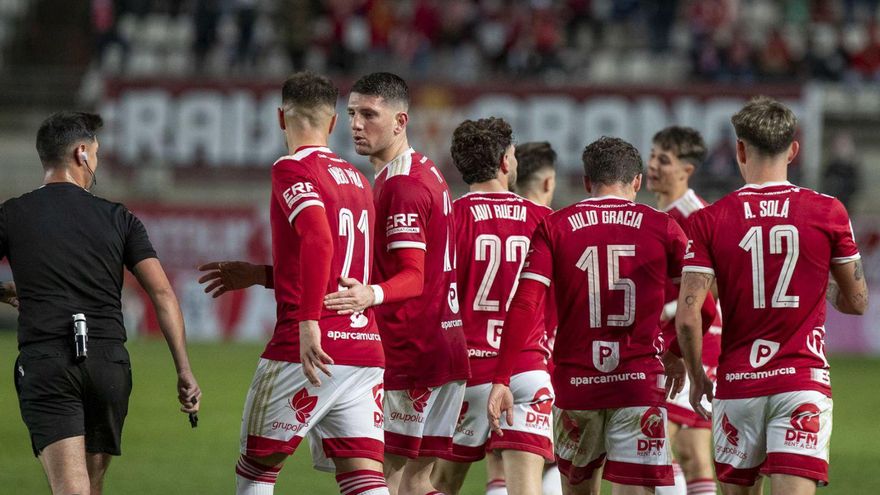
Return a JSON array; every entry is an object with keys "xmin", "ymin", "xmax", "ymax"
[
  {"xmin": 661, "ymin": 188, "xmax": 700, "ymax": 213},
  {"xmin": 739, "ymin": 180, "xmax": 793, "ymax": 190},
  {"xmin": 375, "ymin": 147, "xmax": 415, "ymax": 179},
  {"xmin": 582, "ymin": 194, "xmax": 632, "ymax": 202},
  {"xmin": 460, "ymin": 190, "xmax": 519, "ymax": 198}
]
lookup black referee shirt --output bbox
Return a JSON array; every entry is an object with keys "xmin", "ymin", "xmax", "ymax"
[{"xmin": 0, "ymin": 183, "xmax": 156, "ymax": 348}]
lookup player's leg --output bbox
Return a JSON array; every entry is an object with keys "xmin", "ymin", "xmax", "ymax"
[
  {"xmin": 39, "ymin": 437, "xmax": 90, "ymax": 495},
  {"xmin": 403, "ymin": 380, "xmax": 467, "ymax": 495},
  {"xmin": 500, "ymin": 450, "xmax": 545, "ymax": 495},
  {"xmin": 486, "ymin": 451, "xmax": 507, "ymax": 495},
  {"xmin": 488, "ymin": 370, "xmax": 555, "ymax": 495},
  {"xmin": 382, "ymin": 386, "xmax": 429, "ymax": 494},
  {"xmin": 542, "ymin": 462, "xmax": 563, "ymax": 495},
  {"xmin": 603, "ymin": 407, "xmax": 673, "ymax": 492},
  {"xmin": 317, "ymin": 367, "xmax": 389, "ymax": 495},
  {"xmin": 432, "ymin": 383, "xmax": 492, "ymax": 495},
  {"xmin": 85, "ymin": 453, "xmax": 112, "ymax": 495},
  {"xmin": 713, "ymin": 397, "xmax": 767, "ymax": 495},
  {"xmin": 384, "ymin": 453, "xmax": 408, "ymax": 494},
  {"xmin": 431, "ymin": 459, "xmax": 472, "ymax": 495},
  {"xmin": 674, "ymin": 427, "xmax": 716, "ymax": 494},
  {"xmin": 656, "ymin": 421, "xmax": 685, "ymax": 495},
  {"xmin": 554, "ymin": 407, "xmax": 606, "ymax": 495},
  {"xmin": 762, "ymin": 391, "xmax": 832, "ymax": 495}
]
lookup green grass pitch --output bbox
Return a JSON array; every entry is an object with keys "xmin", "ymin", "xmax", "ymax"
[{"xmin": 1, "ymin": 332, "xmax": 879, "ymax": 493}]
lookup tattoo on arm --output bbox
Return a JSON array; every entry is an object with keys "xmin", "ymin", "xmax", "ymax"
[
  {"xmin": 827, "ymin": 279, "xmax": 841, "ymax": 305},
  {"xmin": 854, "ymin": 260, "xmax": 864, "ymax": 281}
]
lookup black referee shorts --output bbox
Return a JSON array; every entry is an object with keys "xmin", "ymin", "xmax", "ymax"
[{"xmin": 14, "ymin": 341, "xmax": 133, "ymax": 457}]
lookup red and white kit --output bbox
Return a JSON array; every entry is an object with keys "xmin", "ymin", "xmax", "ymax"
[
  {"xmin": 445, "ymin": 192, "xmax": 554, "ymax": 462},
  {"xmin": 240, "ymin": 146, "xmax": 385, "ymax": 463},
  {"xmin": 662, "ymin": 189, "xmax": 722, "ymax": 428},
  {"xmin": 372, "ymin": 148, "xmax": 469, "ymax": 458},
  {"xmin": 683, "ymin": 182, "xmax": 860, "ymax": 485},
  {"xmin": 514, "ymin": 196, "xmax": 689, "ymax": 487}
]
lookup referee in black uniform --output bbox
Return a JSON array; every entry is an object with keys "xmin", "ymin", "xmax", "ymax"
[{"xmin": 0, "ymin": 112, "xmax": 201, "ymax": 495}]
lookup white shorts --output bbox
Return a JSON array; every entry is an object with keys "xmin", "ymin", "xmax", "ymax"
[
  {"xmin": 445, "ymin": 370, "xmax": 554, "ymax": 462},
  {"xmin": 666, "ymin": 365, "xmax": 716, "ymax": 429},
  {"xmin": 240, "ymin": 359, "xmax": 385, "ymax": 468},
  {"xmin": 713, "ymin": 390, "xmax": 832, "ymax": 486},
  {"xmin": 383, "ymin": 380, "xmax": 466, "ymax": 458},
  {"xmin": 553, "ymin": 406, "xmax": 673, "ymax": 487}
]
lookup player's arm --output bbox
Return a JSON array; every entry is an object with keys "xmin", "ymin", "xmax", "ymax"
[
  {"xmin": 198, "ymin": 261, "xmax": 274, "ymax": 297},
  {"xmin": 292, "ymin": 206, "xmax": 335, "ymax": 386},
  {"xmin": 323, "ymin": 247, "xmax": 425, "ymax": 314},
  {"xmin": 828, "ymin": 259, "xmax": 868, "ymax": 315},
  {"xmin": 488, "ymin": 278, "xmax": 545, "ymax": 435},
  {"xmin": 132, "ymin": 258, "xmax": 201, "ymax": 414}
]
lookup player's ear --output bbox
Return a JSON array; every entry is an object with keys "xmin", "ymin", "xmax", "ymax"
[
  {"xmin": 682, "ymin": 161, "xmax": 695, "ymax": 179},
  {"xmin": 394, "ymin": 111, "xmax": 408, "ymax": 135},
  {"xmin": 583, "ymin": 176, "xmax": 592, "ymax": 194},
  {"xmin": 544, "ymin": 173, "xmax": 555, "ymax": 194},
  {"xmin": 277, "ymin": 107, "xmax": 286, "ymax": 131},
  {"xmin": 328, "ymin": 113, "xmax": 338, "ymax": 135},
  {"xmin": 735, "ymin": 139, "xmax": 747, "ymax": 167},
  {"xmin": 787, "ymin": 140, "xmax": 800, "ymax": 164},
  {"xmin": 632, "ymin": 173, "xmax": 643, "ymax": 193}
]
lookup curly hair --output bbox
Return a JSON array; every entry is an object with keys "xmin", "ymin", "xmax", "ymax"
[
  {"xmin": 652, "ymin": 126, "xmax": 707, "ymax": 167},
  {"xmin": 450, "ymin": 117, "xmax": 514, "ymax": 185},
  {"xmin": 581, "ymin": 136, "xmax": 643, "ymax": 185},
  {"xmin": 731, "ymin": 96, "xmax": 797, "ymax": 155}
]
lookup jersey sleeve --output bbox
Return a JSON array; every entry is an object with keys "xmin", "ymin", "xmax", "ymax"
[
  {"xmin": 519, "ymin": 220, "xmax": 553, "ymax": 287},
  {"xmin": 378, "ymin": 176, "xmax": 431, "ymax": 251},
  {"xmin": 123, "ymin": 209, "xmax": 157, "ymax": 271},
  {"xmin": 828, "ymin": 198, "xmax": 860, "ymax": 264},
  {"xmin": 665, "ymin": 216, "xmax": 689, "ymax": 280},
  {"xmin": 272, "ymin": 160, "xmax": 324, "ymax": 226},
  {"xmin": 680, "ymin": 208, "xmax": 715, "ymax": 276}
]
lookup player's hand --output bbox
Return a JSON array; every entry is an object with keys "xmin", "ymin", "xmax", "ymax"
[
  {"xmin": 487, "ymin": 384, "xmax": 514, "ymax": 437},
  {"xmin": 323, "ymin": 277, "xmax": 374, "ymax": 314},
  {"xmin": 1, "ymin": 281, "xmax": 19, "ymax": 308},
  {"xmin": 177, "ymin": 369, "xmax": 201, "ymax": 414},
  {"xmin": 299, "ymin": 320, "xmax": 334, "ymax": 386},
  {"xmin": 662, "ymin": 352, "xmax": 686, "ymax": 400},
  {"xmin": 689, "ymin": 370, "xmax": 714, "ymax": 420},
  {"xmin": 197, "ymin": 261, "xmax": 266, "ymax": 298}
]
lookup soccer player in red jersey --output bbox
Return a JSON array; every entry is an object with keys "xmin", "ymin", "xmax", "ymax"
[
  {"xmin": 428, "ymin": 119, "xmax": 554, "ymax": 495},
  {"xmin": 324, "ymin": 72, "xmax": 469, "ymax": 495},
  {"xmin": 231, "ymin": 72, "xmax": 389, "ymax": 495},
  {"xmin": 514, "ymin": 142, "xmax": 557, "ymax": 208},
  {"xmin": 676, "ymin": 97, "xmax": 868, "ymax": 495},
  {"xmin": 647, "ymin": 127, "xmax": 721, "ymax": 495},
  {"xmin": 490, "ymin": 137, "xmax": 686, "ymax": 494}
]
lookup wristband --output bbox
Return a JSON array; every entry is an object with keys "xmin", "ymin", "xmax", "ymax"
[{"xmin": 370, "ymin": 284, "xmax": 384, "ymax": 305}]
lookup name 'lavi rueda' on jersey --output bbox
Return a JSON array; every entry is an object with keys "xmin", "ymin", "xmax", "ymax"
[
  {"xmin": 568, "ymin": 209, "xmax": 644, "ymax": 232},
  {"xmin": 469, "ymin": 203, "xmax": 528, "ymax": 223}
]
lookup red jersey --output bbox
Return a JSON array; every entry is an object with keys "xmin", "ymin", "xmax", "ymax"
[
  {"xmin": 521, "ymin": 196, "xmax": 688, "ymax": 410},
  {"xmin": 373, "ymin": 149, "xmax": 469, "ymax": 390},
  {"xmin": 661, "ymin": 189, "xmax": 722, "ymax": 368},
  {"xmin": 683, "ymin": 182, "xmax": 859, "ymax": 399},
  {"xmin": 264, "ymin": 146, "xmax": 383, "ymax": 367},
  {"xmin": 453, "ymin": 191, "xmax": 553, "ymax": 385}
]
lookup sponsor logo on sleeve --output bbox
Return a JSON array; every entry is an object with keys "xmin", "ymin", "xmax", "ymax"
[
  {"xmin": 385, "ymin": 213, "xmax": 420, "ymax": 235},
  {"xmin": 749, "ymin": 339, "xmax": 780, "ymax": 368},
  {"xmin": 282, "ymin": 182, "xmax": 318, "ymax": 208}
]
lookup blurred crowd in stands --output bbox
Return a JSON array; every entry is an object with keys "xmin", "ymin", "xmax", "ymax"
[{"xmin": 87, "ymin": 0, "xmax": 880, "ymax": 82}]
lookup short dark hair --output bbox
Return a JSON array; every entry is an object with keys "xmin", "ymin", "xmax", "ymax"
[
  {"xmin": 652, "ymin": 126, "xmax": 706, "ymax": 167},
  {"xmin": 281, "ymin": 71, "xmax": 339, "ymax": 127},
  {"xmin": 450, "ymin": 117, "xmax": 514, "ymax": 185},
  {"xmin": 731, "ymin": 96, "xmax": 797, "ymax": 155},
  {"xmin": 582, "ymin": 136, "xmax": 643, "ymax": 186},
  {"xmin": 350, "ymin": 72, "xmax": 410, "ymax": 108},
  {"xmin": 515, "ymin": 142, "xmax": 556, "ymax": 188},
  {"xmin": 36, "ymin": 112, "xmax": 103, "ymax": 166}
]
